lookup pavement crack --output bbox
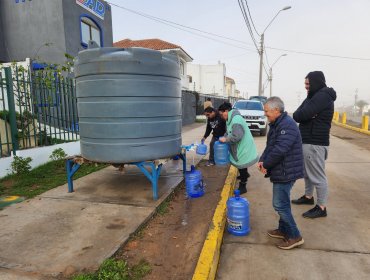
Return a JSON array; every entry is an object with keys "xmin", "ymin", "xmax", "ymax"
[
  {"xmin": 326, "ymin": 162, "xmax": 370, "ymax": 164},
  {"xmin": 223, "ymin": 241, "xmax": 370, "ymax": 255},
  {"xmin": 39, "ymin": 196, "xmax": 155, "ymax": 208}
]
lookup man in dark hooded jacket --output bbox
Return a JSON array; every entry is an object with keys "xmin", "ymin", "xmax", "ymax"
[{"xmin": 291, "ymin": 71, "xmax": 337, "ymax": 219}]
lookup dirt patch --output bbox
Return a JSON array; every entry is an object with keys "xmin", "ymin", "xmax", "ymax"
[
  {"xmin": 331, "ymin": 124, "xmax": 370, "ymax": 151},
  {"xmin": 115, "ymin": 162, "xmax": 229, "ymax": 280},
  {"xmin": 1, "ymin": 179, "xmax": 15, "ymax": 189},
  {"xmin": 30, "ymin": 184, "xmax": 40, "ymax": 190}
]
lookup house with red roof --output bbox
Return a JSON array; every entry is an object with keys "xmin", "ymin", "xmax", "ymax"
[{"xmin": 114, "ymin": 38, "xmax": 193, "ymax": 90}]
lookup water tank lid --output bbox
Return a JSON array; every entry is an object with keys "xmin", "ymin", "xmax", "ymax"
[{"xmin": 74, "ymin": 47, "xmax": 180, "ymax": 79}]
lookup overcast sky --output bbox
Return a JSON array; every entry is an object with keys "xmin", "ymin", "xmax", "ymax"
[{"xmin": 108, "ymin": 0, "xmax": 370, "ymax": 112}]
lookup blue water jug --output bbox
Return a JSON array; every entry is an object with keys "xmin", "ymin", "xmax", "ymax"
[
  {"xmin": 185, "ymin": 165, "xmax": 205, "ymax": 198},
  {"xmin": 214, "ymin": 141, "xmax": 230, "ymax": 165},
  {"xmin": 227, "ymin": 190, "xmax": 250, "ymax": 236},
  {"xmin": 196, "ymin": 140, "xmax": 207, "ymax": 155}
]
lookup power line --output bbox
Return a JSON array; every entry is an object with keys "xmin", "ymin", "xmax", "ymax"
[
  {"xmin": 227, "ymin": 66, "xmax": 259, "ymax": 76},
  {"xmin": 237, "ymin": 0, "xmax": 259, "ymax": 51},
  {"xmin": 200, "ymin": 52, "xmax": 251, "ymax": 63},
  {"xmin": 266, "ymin": 46, "xmax": 370, "ymax": 61},
  {"xmin": 263, "ymin": 62, "xmax": 269, "ymax": 76},
  {"xmin": 244, "ymin": 0, "xmax": 260, "ymax": 37},
  {"xmin": 264, "ymin": 45, "xmax": 270, "ymax": 69},
  {"xmin": 108, "ymin": 2, "xmax": 370, "ymax": 61},
  {"xmin": 109, "ymin": 1, "xmax": 256, "ymax": 52}
]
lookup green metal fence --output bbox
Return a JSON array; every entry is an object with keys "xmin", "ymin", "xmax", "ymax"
[{"xmin": 0, "ymin": 65, "xmax": 79, "ymax": 158}]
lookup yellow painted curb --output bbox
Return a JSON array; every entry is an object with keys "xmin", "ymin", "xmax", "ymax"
[
  {"xmin": 3, "ymin": 196, "xmax": 20, "ymax": 202},
  {"xmin": 192, "ymin": 165, "xmax": 238, "ymax": 280},
  {"xmin": 332, "ymin": 121, "xmax": 370, "ymax": 136}
]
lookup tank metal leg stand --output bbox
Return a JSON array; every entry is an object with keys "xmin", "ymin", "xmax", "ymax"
[
  {"xmin": 179, "ymin": 150, "xmax": 187, "ymax": 174},
  {"xmin": 66, "ymin": 159, "xmax": 81, "ymax": 193},
  {"xmin": 133, "ymin": 162, "xmax": 163, "ymax": 200}
]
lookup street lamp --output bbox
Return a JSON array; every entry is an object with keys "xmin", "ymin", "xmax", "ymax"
[
  {"xmin": 269, "ymin": 54, "xmax": 287, "ymax": 97},
  {"xmin": 258, "ymin": 6, "xmax": 291, "ymax": 96}
]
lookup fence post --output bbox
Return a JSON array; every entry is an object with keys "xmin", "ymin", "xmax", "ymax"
[
  {"xmin": 362, "ymin": 115, "xmax": 369, "ymax": 131},
  {"xmin": 341, "ymin": 112, "xmax": 347, "ymax": 125},
  {"xmin": 4, "ymin": 67, "xmax": 19, "ymax": 154}
]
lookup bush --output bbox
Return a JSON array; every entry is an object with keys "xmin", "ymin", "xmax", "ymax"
[
  {"xmin": 49, "ymin": 148, "xmax": 67, "ymax": 161},
  {"xmin": 0, "ymin": 110, "xmax": 10, "ymax": 120},
  {"xmin": 97, "ymin": 259, "xmax": 129, "ymax": 280},
  {"xmin": 71, "ymin": 259, "xmax": 151, "ymax": 280},
  {"xmin": 10, "ymin": 156, "xmax": 32, "ymax": 174}
]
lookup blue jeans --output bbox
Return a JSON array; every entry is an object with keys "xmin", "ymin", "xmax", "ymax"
[
  {"xmin": 209, "ymin": 136, "xmax": 216, "ymax": 163},
  {"xmin": 273, "ymin": 181, "xmax": 301, "ymax": 239}
]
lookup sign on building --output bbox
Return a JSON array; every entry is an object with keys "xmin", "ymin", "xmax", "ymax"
[{"xmin": 76, "ymin": 0, "xmax": 105, "ymax": 20}]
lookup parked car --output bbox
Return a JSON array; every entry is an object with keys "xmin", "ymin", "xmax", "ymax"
[
  {"xmin": 249, "ymin": 95, "xmax": 267, "ymax": 104},
  {"xmin": 233, "ymin": 100, "xmax": 267, "ymax": 136}
]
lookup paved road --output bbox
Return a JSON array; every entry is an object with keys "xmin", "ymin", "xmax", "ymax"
[{"xmin": 217, "ymin": 128, "xmax": 370, "ymax": 280}]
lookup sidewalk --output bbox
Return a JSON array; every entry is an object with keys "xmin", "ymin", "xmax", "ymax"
[
  {"xmin": 0, "ymin": 123, "xmax": 208, "ymax": 279},
  {"xmin": 217, "ymin": 132, "xmax": 370, "ymax": 279}
]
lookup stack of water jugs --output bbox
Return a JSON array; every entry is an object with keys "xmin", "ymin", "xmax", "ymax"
[
  {"xmin": 185, "ymin": 139, "xmax": 232, "ymax": 191},
  {"xmin": 185, "ymin": 139, "xmax": 249, "ymax": 234},
  {"xmin": 184, "ymin": 141, "xmax": 207, "ymax": 198},
  {"xmin": 185, "ymin": 139, "xmax": 231, "ymax": 198}
]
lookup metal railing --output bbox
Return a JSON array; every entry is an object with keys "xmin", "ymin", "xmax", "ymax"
[
  {"xmin": 0, "ymin": 66, "xmax": 78, "ymax": 158},
  {"xmin": 194, "ymin": 92, "xmax": 244, "ymax": 115}
]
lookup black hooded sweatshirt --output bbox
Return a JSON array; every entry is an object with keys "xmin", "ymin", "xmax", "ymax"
[
  {"xmin": 203, "ymin": 110, "xmax": 226, "ymax": 139},
  {"xmin": 293, "ymin": 71, "xmax": 337, "ymax": 146}
]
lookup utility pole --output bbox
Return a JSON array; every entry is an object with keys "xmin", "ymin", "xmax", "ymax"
[
  {"xmin": 258, "ymin": 33, "xmax": 264, "ymax": 96},
  {"xmin": 257, "ymin": 6, "xmax": 291, "ymax": 96},
  {"xmin": 269, "ymin": 67, "xmax": 272, "ymax": 97},
  {"xmin": 269, "ymin": 54, "xmax": 287, "ymax": 97},
  {"xmin": 354, "ymin": 88, "xmax": 358, "ymax": 116}
]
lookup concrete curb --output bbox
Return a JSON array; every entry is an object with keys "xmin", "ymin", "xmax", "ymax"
[
  {"xmin": 333, "ymin": 121, "xmax": 370, "ymax": 136},
  {"xmin": 192, "ymin": 165, "xmax": 238, "ymax": 280}
]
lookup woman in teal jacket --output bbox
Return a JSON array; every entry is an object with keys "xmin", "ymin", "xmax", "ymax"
[{"xmin": 218, "ymin": 102, "xmax": 259, "ymax": 194}]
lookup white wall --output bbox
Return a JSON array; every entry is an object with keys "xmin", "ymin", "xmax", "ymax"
[
  {"xmin": 187, "ymin": 63, "xmax": 226, "ymax": 96},
  {"xmin": 0, "ymin": 141, "xmax": 80, "ymax": 178},
  {"xmin": 180, "ymin": 58, "xmax": 189, "ymax": 90}
]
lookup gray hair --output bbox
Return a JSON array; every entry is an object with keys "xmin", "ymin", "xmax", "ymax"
[{"xmin": 266, "ymin": 96, "xmax": 285, "ymax": 113}]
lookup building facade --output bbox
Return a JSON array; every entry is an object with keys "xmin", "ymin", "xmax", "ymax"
[
  {"xmin": 225, "ymin": 76, "xmax": 236, "ymax": 97},
  {"xmin": 0, "ymin": 0, "xmax": 113, "ymax": 64},
  {"xmin": 187, "ymin": 62, "xmax": 227, "ymax": 97}
]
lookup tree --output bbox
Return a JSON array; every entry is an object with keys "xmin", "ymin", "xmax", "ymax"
[{"xmin": 356, "ymin": 100, "xmax": 369, "ymax": 115}]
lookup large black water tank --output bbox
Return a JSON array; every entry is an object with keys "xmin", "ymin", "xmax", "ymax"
[{"xmin": 74, "ymin": 45, "xmax": 182, "ymax": 163}]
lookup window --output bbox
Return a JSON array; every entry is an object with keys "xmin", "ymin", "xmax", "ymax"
[
  {"xmin": 81, "ymin": 16, "xmax": 101, "ymax": 47},
  {"xmin": 234, "ymin": 101, "xmax": 263, "ymax": 111},
  {"xmin": 180, "ymin": 61, "xmax": 185, "ymax": 75}
]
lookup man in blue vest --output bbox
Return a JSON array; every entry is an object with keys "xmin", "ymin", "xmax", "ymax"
[{"xmin": 259, "ymin": 96, "xmax": 304, "ymax": 250}]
